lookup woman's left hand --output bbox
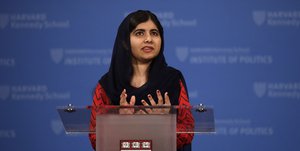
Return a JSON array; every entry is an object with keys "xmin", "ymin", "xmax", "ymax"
[{"xmin": 140, "ymin": 90, "xmax": 171, "ymax": 114}]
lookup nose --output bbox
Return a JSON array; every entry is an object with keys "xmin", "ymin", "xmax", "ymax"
[{"xmin": 144, "ymin": 33, "xmax": 152, "ymax": 43}]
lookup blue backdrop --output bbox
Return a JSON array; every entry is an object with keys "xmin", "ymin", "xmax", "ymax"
[{"xmin": 1, "ymin": 0, "xmax": 300, "ymax": 150}]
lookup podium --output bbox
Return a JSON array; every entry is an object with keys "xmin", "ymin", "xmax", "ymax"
[{"xmin": 57, "ymin": 104, "xmax": 215, "ymax": 151}]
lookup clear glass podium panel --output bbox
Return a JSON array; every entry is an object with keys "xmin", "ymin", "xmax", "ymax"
[{"xmin": 57, "ymin": 105, "xmax": 215, "ymax": 134}]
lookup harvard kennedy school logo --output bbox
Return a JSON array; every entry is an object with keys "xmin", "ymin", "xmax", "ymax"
[
  {"xmin": 253, "ymin": 11, "xmax": 266, "ymax": 26},
  {"xmin": 0, "ymin": 14, "xmax": 9, "ymax": 29},
  {"xmin": 176, "ymin": 47, "xmax": 189, "ymax": 62},
  {"xmin": 50, "ymin": 48, "xmax": 64, "ymax": 64},
  {"xmin": 0, "ymin": 86, "xmax": 10, "ymax": 100},
  {"xmin": 253, "ymin": 82, "xmax": 267, "ymax": 98},
  {"xmin": 120, "ymin": 140, "xmax": 152, "ymax": 151},
  {"xmin": 51, "ymin": 119, "xmax": 64, "ymax": 135}
]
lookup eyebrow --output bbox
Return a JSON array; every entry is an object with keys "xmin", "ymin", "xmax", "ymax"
[
  {"xmin": 133, "ymin": 28, "xmax": 159, "ymax": 33},
  {"xmin": 133, "ymin": 29, "xmax": 145, "ymax": 33},
  {"xmin": 150, "ymin": 29, "xmax": 159, "ymax": 32}
]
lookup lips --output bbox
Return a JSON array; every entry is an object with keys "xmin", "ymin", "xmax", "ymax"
[{"xmin": 141, "ymin": 46, "xmax": 154, "ymax": 53}]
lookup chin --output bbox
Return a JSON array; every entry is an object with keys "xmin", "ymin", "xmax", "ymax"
[
  {"xmin": 139, "ymin": 57, "xmax": 156, "ymax": 63},
  {"xmin": 144, "ymin": 54, "xmax": 158, "ymax": 60}
]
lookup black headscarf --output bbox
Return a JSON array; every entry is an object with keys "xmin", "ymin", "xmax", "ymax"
[{"xmin": 99, "ymin": 10, "xmax": 188, "ymax": 105}]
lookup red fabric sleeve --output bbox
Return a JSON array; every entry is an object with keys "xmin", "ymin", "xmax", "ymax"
[
  {"xmin": 89, "ymin": 83, "xmax": 110, "ymax": 150},
  {"xmin": 176, "ymin": 80, "xmax": 195, "ymax": 149}
]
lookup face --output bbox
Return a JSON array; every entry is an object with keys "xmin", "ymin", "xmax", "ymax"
[{"xmin": 130, "ymin": 19, "xmax": 162, "ymax": 64}]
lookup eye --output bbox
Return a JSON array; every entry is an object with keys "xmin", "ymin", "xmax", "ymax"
[
  {"xmin": 134, "ymin": 31, "xmax": 144, "ymax": 36},
  {"xmin": 151, "ymin": 31, "xmax": 160, "ymax": 37}
]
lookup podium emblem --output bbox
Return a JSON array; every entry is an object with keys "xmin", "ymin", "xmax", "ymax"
[{"xmin": 120, "ymin": 140, "xmax": 152, "ymax": 151}]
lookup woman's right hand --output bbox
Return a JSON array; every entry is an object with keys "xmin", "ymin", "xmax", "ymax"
[{"xmin": 119, "ymin": 89, "xmax": 136, "ymax": 114}]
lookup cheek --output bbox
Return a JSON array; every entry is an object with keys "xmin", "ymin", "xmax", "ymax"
[
  {"xmin": 130, "ymin": 35, "xmax": 141, "ymax": 45},
  {"xmin": 130, "ymin": 39, "xmax": 138, "ymax": 50},
  {"xmin": 130, "ymin": 39, "xmax": 140, "ymax": 56},
  {"xmin": 157, "ymin": 39, "xmax": 162, "ymax": 50}
]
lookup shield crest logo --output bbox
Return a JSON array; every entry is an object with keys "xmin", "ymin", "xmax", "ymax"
[
  {"xmin": 0, "ymin": 85, "xmax": 10, "ymax": 100},
  {"xmin": 51, "ymin": 120, "xmax": 64, "ymax": 135},
  {"xmin": 253, "ymin": 82, "xmax": 267, "ymax": 98},
  {"xmin": 253, "ymin": 11, "xmax": 266, "ymax": 26},
  {"xmin": 175, "ymin": 47, "xmax": 189, "ymax": 62},
  {"xmin": 50, "ymin": 48, "xmax": 64, "ymax": 64},
  {"xmin": 0, "ymin": 14, "xmax": 9, "ymax": 29}
]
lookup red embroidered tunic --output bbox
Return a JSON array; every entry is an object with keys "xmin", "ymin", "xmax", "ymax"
[{"xmin": 89, "ymin": 80, "xmax": 194, "ymax": 149}]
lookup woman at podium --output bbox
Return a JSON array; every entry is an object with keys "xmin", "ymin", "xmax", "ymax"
[{"xmin": 89, "ymin": 10, "xmax": 194, "ymax": 151}]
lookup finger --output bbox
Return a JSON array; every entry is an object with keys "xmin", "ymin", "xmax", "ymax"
[
  {"xmin": 141, "ymin": 100, "xmax": 152, "ymax": 114},
  {"xmin": 135, "ymin": 109, "xmax": 147, "ymax": 115},
  {"xmin": 139, "ymin": 109, "xmax": 147, "ymax": 114},
  {"xmin": 129, "ymin": 95, "xmax": 136, "ymax": 106},
  {"xmin": 120, "ymin": 89, "xmax": 128, "ymax": 105},
  {"xmin": 147, "ymin": 94, "xmax": 156, "ymax": 106},
  {"xmin": 156, "ymin": 90, "xmax": 163, "ymax": 105},
  {"xmin": 119, "ymin": 89, "xmax": 125, "ymax": 103},
  {"xmin": 164, "ymin": 92, "xmax": 171, "ymax": 105},
  {"xmin": 141, "ymin": 99, "xmax": 149, "ymax": 106}
]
